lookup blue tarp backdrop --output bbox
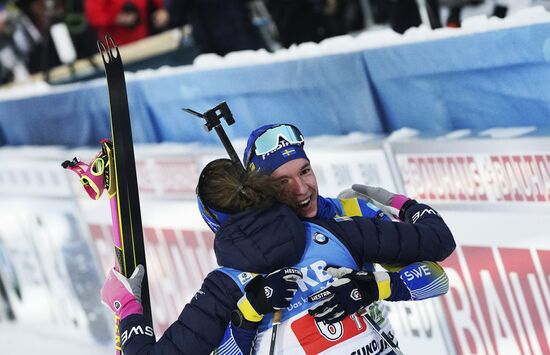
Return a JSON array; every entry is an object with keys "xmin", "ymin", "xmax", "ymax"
[{"xmin": 1, "ymin": 22, "xmax": 550, "ymax": 146}]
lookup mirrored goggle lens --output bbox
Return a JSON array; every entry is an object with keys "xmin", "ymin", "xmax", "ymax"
[{"xmin": 254, "ymin": 125, "xmax": 304, "ymax": 156}]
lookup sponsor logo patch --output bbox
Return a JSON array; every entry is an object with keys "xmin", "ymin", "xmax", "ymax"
[
  {"xmin": 308, "ymin": 289, "xmax": 332, "ymax": 302},
  {"xmin": 121, "ymin": 325, "xmax": 154, "ymax": 346},
  {"xmin": 313, "ymin": 232, "xmax": 328, "ymax": 244},
  {"xmin": 237, "ymin": 272, "xmax": 254, "ymax": 285},
  {"xmin": 264, "ymin": 286, "xmax": 274, "ymax": 298},
  {"xmin": 350, "ymin": 288, "xmax": 362, "ymax": 301},
  {"xmin": 260, "ymin": 138, "xmax": 294, "ymax": 160}
]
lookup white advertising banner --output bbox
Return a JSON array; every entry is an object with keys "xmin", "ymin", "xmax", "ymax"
[
  {"xmin": 391, "ymin": 138, "xmax": 550, "ymax": 355},
  {"xmin": 308, "ymin": 147, "xmax": 398, "ymax": 195},
  {"xmin": 394, "ymin": 139, "xmax": 550, "ymax": 207},
  {"xmin": 0, "ymin": 150, "xmax": 111, "ymax": 347}
]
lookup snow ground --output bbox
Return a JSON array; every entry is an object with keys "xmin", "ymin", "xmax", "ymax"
[{"xmin": 0, "ymin": 322, "xmax": 111, "ymax": 355}]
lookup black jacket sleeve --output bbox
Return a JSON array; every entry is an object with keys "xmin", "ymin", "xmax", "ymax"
[
  {"xmin": 314, "ymin": 202, "xmax": 455, "ymax": 266},
  {"xmin": 120, "ymin": 270, "xmax": 243, "ymax": 355}
]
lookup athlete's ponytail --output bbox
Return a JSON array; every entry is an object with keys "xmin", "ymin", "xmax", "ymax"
[{"xmin": 197, "ymin": 158, "xmax": 292, "ymax": 216}]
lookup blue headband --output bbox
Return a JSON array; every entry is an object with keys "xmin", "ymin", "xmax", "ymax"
[
  {"xmin": 243, "ymin": 124, "xmax": 308, "ymax": 175},
  {"xmin": 196, "ymin": 158, "xmax": 237, "ymax": 233}
]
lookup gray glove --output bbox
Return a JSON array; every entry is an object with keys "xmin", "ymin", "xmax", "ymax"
[{"xmin": 351, "ymin": 184, "xmax": 414, "ymax": 220}]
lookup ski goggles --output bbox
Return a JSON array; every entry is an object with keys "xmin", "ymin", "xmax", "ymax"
[{"xmin": 246, "ymin": 124, "xmax": 304, "ymax": 165}]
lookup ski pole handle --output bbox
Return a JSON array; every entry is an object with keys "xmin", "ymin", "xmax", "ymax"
[
  {"xmin": 183, "ymin": 102, "xmax": 245, "ymax": 171},
  {"xmin": 272, "ymin": 309, "xmax": 282, "ymax": 325}
]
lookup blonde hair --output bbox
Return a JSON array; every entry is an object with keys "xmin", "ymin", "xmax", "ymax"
[{"xmin": 197, "ymin": 158, "xmax": 291, "ymax": 213}]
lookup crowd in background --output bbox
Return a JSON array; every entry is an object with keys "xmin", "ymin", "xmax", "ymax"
[{"xmin": 0, "ymin": 0, "xmax": 524, "ymax": 85}]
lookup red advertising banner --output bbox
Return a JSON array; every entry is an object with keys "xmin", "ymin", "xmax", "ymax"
[
  {"xmin": 397, "ymin": 154, "xmax": 550, "ymax": 204},
  {"xmin": 441, "ymin": 246, "xmax": 550, "ymax": 355}
]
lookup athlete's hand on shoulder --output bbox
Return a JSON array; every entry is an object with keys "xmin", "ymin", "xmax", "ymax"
[
  {"xmin": 238, "ymin": 267, "xmax": 303, "ymax": 322},
  {"xmin": 351, "ymin": 184, "xmax": 416, "ymax": 221},
  {"xmin": 100, "ymin": 265, "xmax": 144, "ymax": 320},
  {"xmin": 307, "ymin": 267, "xmax": 390, "ymax": 324}
]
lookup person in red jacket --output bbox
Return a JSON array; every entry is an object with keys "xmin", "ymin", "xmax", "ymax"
[{"xmin": 85, "ymin": 0, "xmax": 168, "ymax": 46}]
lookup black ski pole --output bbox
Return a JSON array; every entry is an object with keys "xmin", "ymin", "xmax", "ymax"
[
  {"xmin": 359, "ymin": 308, "xmax": 404, "ymax": 355},
  {"xmin": 269, "ymin": 310, "xmax": 282, "ymax": 355}
]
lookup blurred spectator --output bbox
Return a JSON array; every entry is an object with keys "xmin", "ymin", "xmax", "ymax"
[
  {"xmin": 388, "ymin": 0, "xmax": 442, "ymax": 34},
  {"xmin": 265, "ymin": 0, "xmax": 368, "ymax": 47},
  {"xmin": 368, "ymin": 0, "xmax": 391, "ymax": 25},
  {"xmin": 17, "ymin": 0, "xmax": 66, "ymax": 73},
  {"xmin": 266, "ymin": 0, "xmax": 326, "ymax": 47},
  {"xmin": 320, "ymin": 0, "xmax": 366, "ymax": 38},
  {"xmin": 426, "ymin": 0, "xmax": 443, "ymax": 28},
  {"xmin": 168, "ymin": 0, "xmax": 265, "ymax": 56},
  {"xmin": 492, "ymin": 2, "xmax": 508, "ymax": 18},
  {"xmin": 63, "ymin": 0, "xmax": 98, "ymax": 59},
  {"xmin": 85, "ymin": 0, "xmax": 169, "ymax": 46},
  {"xmin": 443, "ymin": 0, "xmax": 507, "ymax": 28},
  {"xmin": 387, "ymin": 0, "xmax": 421, "ymax": 34},
  {"xmin": 0, "ymin": 2, "xmax": 28, "ymax": 83},
  {"xmin": 0, "ymin": 0, "xmax": 67, "ymax": 83},
  {"xmin": 445, "ymin": 2, "xmax": 463, "ymax": 27}
]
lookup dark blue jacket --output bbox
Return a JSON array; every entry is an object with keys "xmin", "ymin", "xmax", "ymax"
[{"xmin": 120, "ymin": 201, "xmax": 455, "ymax": 354}]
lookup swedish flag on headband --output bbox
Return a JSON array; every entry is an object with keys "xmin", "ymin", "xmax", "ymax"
[{"xmin": 281, "ymin": 148, "xmax": 296, "ymax": 158}]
